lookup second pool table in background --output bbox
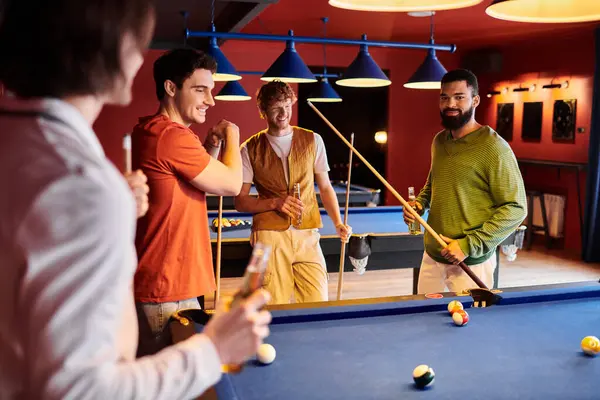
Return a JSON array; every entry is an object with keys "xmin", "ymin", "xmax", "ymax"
[
  {"xmin": 206, "ymin": 181, "xmax": 381, "ymax": 210},
  {"xmin": 209, "ymin": 206, "xmax": 519, "ymax": 294}
]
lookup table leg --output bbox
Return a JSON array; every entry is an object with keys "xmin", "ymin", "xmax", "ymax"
[
  {"xmin": 576, "ymin": 169, "xmax": 584, "ymax": 244},
  {"xmin": 526, "ymin": 194, "xmax": 535, "ymax": 250},
  {"xmin": 413, "ymin": 268, "xmax": 419, "ymax": 295},
  {"xmin": 494, "ymin": 250, "xmax": 500, "ymax": 289}
]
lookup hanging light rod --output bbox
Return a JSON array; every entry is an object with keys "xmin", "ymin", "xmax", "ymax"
[{"xmin": 186, "ymin": 29, "xmax": 457, "ymax": 53}]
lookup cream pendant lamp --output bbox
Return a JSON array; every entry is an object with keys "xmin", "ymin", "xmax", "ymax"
[
  {"xmin": 329, "ymin": 0, "xmax": 483, "ymax": 12},
  {"xmin": 486, "ymin": 0, "xmax": 600, "ymax": 23}
]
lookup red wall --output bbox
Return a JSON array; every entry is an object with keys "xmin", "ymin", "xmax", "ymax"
[{"xmin": 476, "ymin": 29, "xmax": 594, "ymax": 251}]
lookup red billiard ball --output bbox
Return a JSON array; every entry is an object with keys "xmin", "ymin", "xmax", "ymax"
[{"xmin": 452, "ymin": 309, "xmax": 469, "ymax": 326}]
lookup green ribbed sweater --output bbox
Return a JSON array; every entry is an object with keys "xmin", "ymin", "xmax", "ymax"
[{"xmin": 415, "ymin": 125, "xmax": 527, "ymax": 265}]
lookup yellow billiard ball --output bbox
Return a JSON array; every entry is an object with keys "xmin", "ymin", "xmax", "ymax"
[
  {"xmin": 581, "ymin": 336, "xmax": 600, "ymax": 356},
  {"xmin": 447, "ymin": 300, "xmax": 463, "ymax": 315}
]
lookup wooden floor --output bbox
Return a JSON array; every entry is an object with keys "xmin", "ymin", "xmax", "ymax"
[{"xmin": 206, "ymin": 244, "xmax": 600, "ymax": 307}]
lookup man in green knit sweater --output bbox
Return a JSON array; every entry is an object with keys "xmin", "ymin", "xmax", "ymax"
[{"xmin": 404, "ymin": 69, "xmax": 527, "ymax": 293}]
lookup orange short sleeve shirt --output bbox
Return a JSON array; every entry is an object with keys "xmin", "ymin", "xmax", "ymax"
[{"xmin": 132, "ymin": 114, "xmax": 215, "ymax": 302}]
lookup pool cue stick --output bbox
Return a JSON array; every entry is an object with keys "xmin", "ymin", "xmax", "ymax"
[
  {"xmin": 214, "ymin": 139, "xmax": 225, "ymax": 309},
  {"xmin": 337, "ymin": 133, "xmax": 355, "ymax": 301},
  {"xmin": 307, "ymin": 101, "xmax": 488, "ymax": 290},
  {"xmin": 123, "ymin": 133, "xmax": 132, "ymax": 174},
  {"xmin": 215, "ymin": 195, "xmax": 223, "ymax": 309}
]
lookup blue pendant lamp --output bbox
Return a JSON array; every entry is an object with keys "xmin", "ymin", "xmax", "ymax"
[
  {"xmin": 200, "ymin": 2, "xmax": 240, "ymax": 81},
  {"xmin": 486, "ymin": 0, "xmax": 600, "ymax": 23},
  {"xmin": 307, "ymin": 18, "xmax": 342, "ymax": 102},
  {"xmin": 206, "ymin": 25, "xmax": 242, "ymax": 81},
  {"xmin": 404, "ymin": 43, "xmax": 447, "ymax": 89},
  {"xmin": 404, "ymin": 13, "xmax": 447, "ymax": 89},
  {"xmin": 308, "ymin": 77, "xmax": 343, "ymax": 102},
  {"xmin": 336, "ymin": 34, "xmax": 391, "ymax": 87},
  {"xmin": 261, "ymin": 30, "xmax": 317, "ymax": 83},
  {"xmin": 215, "ymin": 80, "xmax": 251, "ymax": 101}
]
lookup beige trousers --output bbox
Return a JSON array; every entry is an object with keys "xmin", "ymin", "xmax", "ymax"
[
  {"xmin": 417, "ymin": 251, "xmax": 496, "ymax": 294},
  {"xmin": 251, "ymin": 228, "xmax": 328, "ymax": 304}
]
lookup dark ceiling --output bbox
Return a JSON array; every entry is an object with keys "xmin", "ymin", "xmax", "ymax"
[{"xmin": 151, "ymin": 0, "xmax": 278, "ymax": 49}]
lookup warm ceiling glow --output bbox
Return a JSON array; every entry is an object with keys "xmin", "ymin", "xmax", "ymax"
[
  {"xmin": 214, "ymin": 94, "xmax": 251, "ymax": 101},
  {"xmin": 213, "ymin": 73, "xmax": 242, "ymax": 82},
  {"xmin": 260, "ymin": 77, "xmax": 317, "ymax": 83},
  {"xmin": 307, "ymin": 97, "xmax": 343, "ymax": 103},
  {"xmin": 403, "ymin": 81, "xmax": 441, "ymax": 89},
  {"xmin": 374, "ymin": 131, "xmax": 388, "ymax": 144},
  {"xmin": 486, "ymin": 0, "xmax": 600, "ymax": 23},
  {"xmin": 336, "ymin": 78, "xmax": 392, "ymax": 88},
  {"xmin": 329, "ymin": 0, "xmax": 483, "ymax": 12}
]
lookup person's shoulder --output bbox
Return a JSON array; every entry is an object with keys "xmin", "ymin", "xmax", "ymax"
[
  {"xmin": 292, "ymin": 126, "xmax": 315, "ymax": 136},
  {"xmin": 157, "ymin": 121, "xmax": 201, "ymax": 149},
  {"xmin": 313, "ymin": 131, "xmax": 325, "ymax": 142},
  {"xmin": 29, "ymin": 161, "xmax": 133, "ymax": 230},
  {"xmin": 136, "ymin": 114, "xmax": 191, "ymax": 138},
  {"xmin": 432, "ymin": 129, "xmax": 448, "ymax": 145},
  {"xmin": 479, "ymin": 125, "xmax": 514, "ymax": 154},
  {"xmin": 242, "ymin": 129, "xmax": 268, "ymax": 148}
]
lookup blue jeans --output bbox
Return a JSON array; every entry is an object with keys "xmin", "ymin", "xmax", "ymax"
[{"xmin": 136, "ymin": 298, "xmax": 201, "ymax": 357}]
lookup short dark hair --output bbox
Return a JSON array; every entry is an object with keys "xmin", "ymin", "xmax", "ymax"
[
  {"xmin": 153, "ymin": 49, "xmax": 217, "ymax": 100},
  {"xmin": 441, "ymin": 69, "xmax": 479, "ymax": 96},
  {"xmin": 0, "ymin": 0, "xmax": 155, "ymax": 98},
  {"xmin": 256, "ymin": 80, "xmax": 297, "ymax": 116}
]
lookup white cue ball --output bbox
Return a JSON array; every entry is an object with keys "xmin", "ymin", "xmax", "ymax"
[{"xmin": 257, "ymin": 343, "xmax": 276, "ymax": 365}]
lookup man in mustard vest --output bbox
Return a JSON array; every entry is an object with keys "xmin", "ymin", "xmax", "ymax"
[{"xmin": 235, "ymin": 80, "xmax": 352, "ymax": 304}]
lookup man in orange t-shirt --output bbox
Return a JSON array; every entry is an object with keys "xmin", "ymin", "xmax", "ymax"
[{"xmin": 132, "ymin": 49, "xmax": 243, "ymax": 355}]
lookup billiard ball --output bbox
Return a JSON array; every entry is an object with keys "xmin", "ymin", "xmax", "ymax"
[
  {"xmin": 581, "ymin": 336, "xmax": 600, "ymax": 356},
  {"xmin": 257, "ymin": 343, "xmax": 276, "ymax": 364},
  {"xmin": 413, "ymin": 364, "xmax": 435, "ymax": 389},
  {"xmin": 447, "ymin": 300, "xmax": 463, "ymax": 315},
  {"xmin": 452, "ymin": 309, "xmax": 469, "ymax": 326}
]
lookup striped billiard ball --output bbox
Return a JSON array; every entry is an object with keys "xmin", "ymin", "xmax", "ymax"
[{"xmin": 452, "ymin": 309, "xmax": 469, "ymax": 326}]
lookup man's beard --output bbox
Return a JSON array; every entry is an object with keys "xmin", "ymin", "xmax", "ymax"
[{"xmin": 440, "ymin": 107, "xmax": 474, "ymax": 130}]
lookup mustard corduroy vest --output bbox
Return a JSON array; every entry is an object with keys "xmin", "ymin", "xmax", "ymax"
[{"xmin": 244, "ymin": 127, "xmax": 322, "ymax": 231}]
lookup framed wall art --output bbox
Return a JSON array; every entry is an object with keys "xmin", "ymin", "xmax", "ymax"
[
  {"xmin": 552, "ymin": 99, "xmax": 577, "ymax": 143},
  {"xmin": 521, "ymin": 101, "xmax": 543, "ymax": 142},
  {"xmin": 496, "ymin": 103, "xmax": 514, "ymax": 141}
]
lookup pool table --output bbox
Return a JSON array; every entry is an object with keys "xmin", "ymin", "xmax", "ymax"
[
  {"xmin": 210, "ymin": 206, "xmax": 426, "ymax": 293},
  {"xmin": 209, "ymin": 206, "xmax": 519, "ymax": 294},
  {"xmin": 199, "ymin": 281, "xmax": 600, "ymax": 399},
  {"xmin": 206, "ymin": 181, "xmax": 381, "ymax": 210}
]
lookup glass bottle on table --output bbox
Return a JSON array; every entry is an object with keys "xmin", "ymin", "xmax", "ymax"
[
  {"xmin": 291, "ymin": 183, "xmax": 302, "ymax": 228},
  {"xmin": 408, "ymin": 186, "xmax": 421, "ymax": 235},
  {"xmin": 222, "ymin": 242, "xmax": 271, "ymax": 374}
]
